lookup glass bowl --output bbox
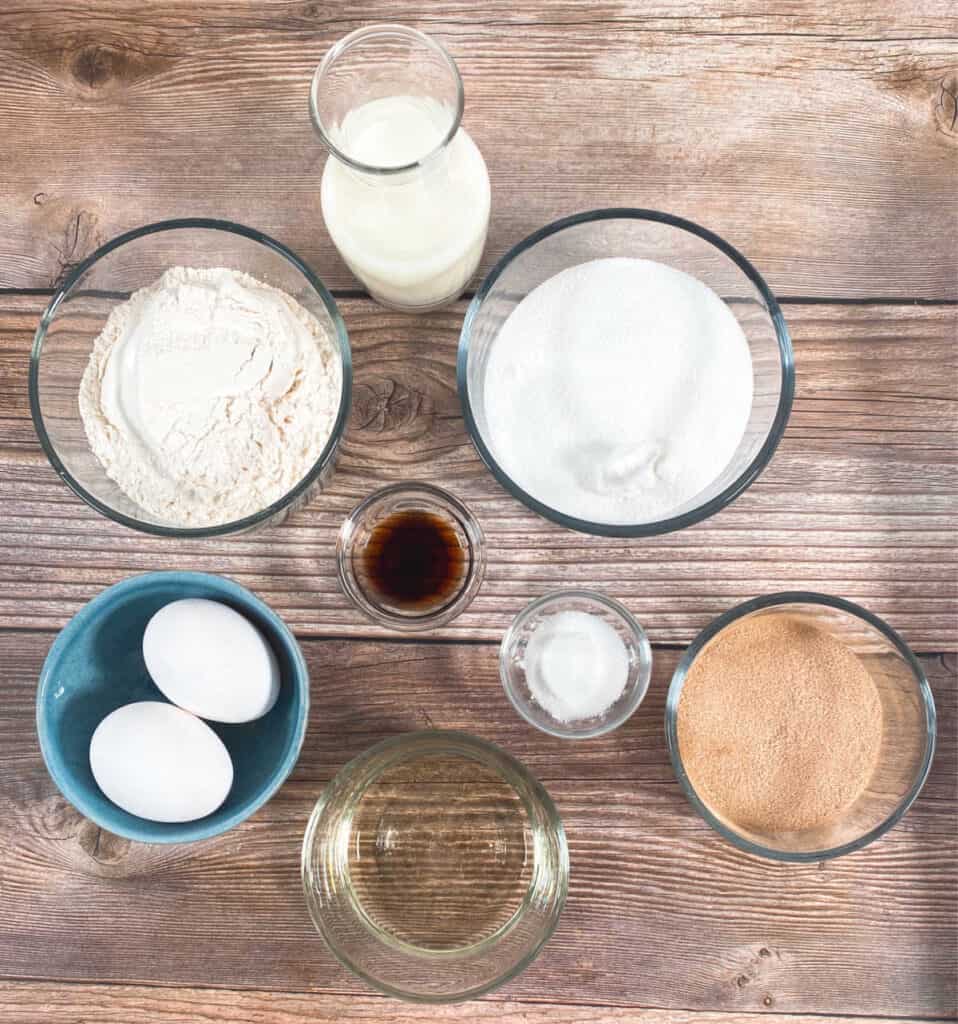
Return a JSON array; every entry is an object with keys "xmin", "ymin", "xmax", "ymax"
[
  {"xmin": 301, "ymin": 730, "xmax": 569, "ymax": 1002},
  {"xmin": 457, "ymin": 208, "xmax": 794, "ymax": 536},
  {"xmin": 666, "ymin": 592, "xmax": 936, "ymax": 861},
  {"xmin": 500, "ymin": 590, "xmax": 652, "ymax": 739},
  {"xmin": 336, "ymin": 482, "xmax": 485, "ymax": 630},
  {"xmin": 29, "ymin": 218, "xmax": 352, "ymax": 537}
]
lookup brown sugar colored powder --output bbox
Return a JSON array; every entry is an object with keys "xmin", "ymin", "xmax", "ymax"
[{"xmin": 677, "ymin": 613, "xmax": 883, "ymax": 833}]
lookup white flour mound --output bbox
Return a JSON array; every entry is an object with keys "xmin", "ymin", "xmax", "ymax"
[
  {"xmin": 79, "ymin": 266, "xmax": 342, "ymax": 527},
  {"xmin": 482, "ymin": 257, "xmax": 753, "ymax": 524}
]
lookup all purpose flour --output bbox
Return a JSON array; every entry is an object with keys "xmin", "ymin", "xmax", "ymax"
[
  {"xmin": 79, "ymin": 266, "xmax": 342, "ymax": 527},
  {"xmin": 482, "ymin": 257, "xmax": 753, "ymax": 524}
]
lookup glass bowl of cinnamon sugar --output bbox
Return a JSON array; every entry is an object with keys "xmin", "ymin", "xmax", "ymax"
[{"xmin": 666, "ymin": 592, "xmax": 936, "ymax": 862}]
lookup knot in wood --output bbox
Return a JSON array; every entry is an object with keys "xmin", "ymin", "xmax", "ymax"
[
  {"xmin": 51, "ymin": 208, "xmax": 101, "ymax": 290},
  {"xmin": 71, "ymin": 45, "xmax": 128, "ymax": 89},
  {"xmin": 353, "ymin": 377, "xmax": 426, "ymax": 434},
  {"xmin": 934, "ymin": 75, "xmax": 958, "ymax": 138},
  {"xmin": 77, "ymin": 820, "xmax": 132, "ymax": 870}
]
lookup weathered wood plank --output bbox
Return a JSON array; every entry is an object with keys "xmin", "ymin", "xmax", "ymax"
[
  {"xmin": 1, "ymin": 296, "xmax": 955, "ymax": 647},
  {"xmin": 0, "ymin": 980, "xmax": 945, "ymax": 1024},
  {"xmin": 0, "ymin": 633, "xmax": 954, "ymax": 1016},
  {"xmin": 0, "ymin": 1, "xmax": 955, "ymax": 297}
]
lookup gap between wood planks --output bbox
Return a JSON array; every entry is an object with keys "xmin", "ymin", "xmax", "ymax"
[
  {"xmin": 0, "ymin": 976, "xmax": 949, "ymax": 1023},
  {"xmin": 2, "ymin": 287, "xmax": 957, "ymax": 304},
  {"xmin": 0, "ymin": 624, "xmax": 954, "ymax": 660}
]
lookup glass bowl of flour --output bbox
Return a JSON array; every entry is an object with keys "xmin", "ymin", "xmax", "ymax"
[
  {"xmin": 30, "ymin": 219, "xmax": 351, "ymax": 536},
  {"xmin": 457, "ymin": 209, "xmax": 793, "ymax": 536}
]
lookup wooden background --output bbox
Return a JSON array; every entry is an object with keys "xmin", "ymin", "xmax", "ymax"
[{"xmin": 0, "ymin": 2, "xmax": 955, "ymax": 1022}]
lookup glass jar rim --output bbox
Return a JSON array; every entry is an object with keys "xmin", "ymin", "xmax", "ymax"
[{"xmin": 309, "ymin": 24, "xmax": 466, "ymax": 176}]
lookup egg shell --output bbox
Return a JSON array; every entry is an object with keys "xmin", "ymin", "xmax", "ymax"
[
  {"xmin": 89, "ymin": 701, "xmax": 233, "ymax": 823},
  {"xmin": 143, "ymin": 598, "xmax": 281, "ymax": 723}
]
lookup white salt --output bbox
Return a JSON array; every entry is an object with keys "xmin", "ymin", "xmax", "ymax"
[
  {"xmin": 482, "ymin": 257, "xmax": 753, "ymax": 524},
  {"xmin": 522, "ymin": 610, "xmax": 629, "ymax": 723}
]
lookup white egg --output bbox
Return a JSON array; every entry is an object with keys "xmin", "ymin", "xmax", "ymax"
[
  {"xmin": 143, "ymin": 598, "xmax": 281, "ymax": 723},
  {"xmin": 90, "ymin": 701, "xmax": 233, "ymax": 823}
]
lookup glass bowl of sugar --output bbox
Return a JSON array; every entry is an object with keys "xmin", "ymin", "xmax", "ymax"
[
  {"xmin": 666, "ymin": 592, "xmax": 937, "ymax": 861},
  {"xmin": 499, "ymin": 590, "xmax": 652, "ymax": 739},
  {"xmin": 457, "ymin": 209, "xmax": 794, "ymax": 536}
]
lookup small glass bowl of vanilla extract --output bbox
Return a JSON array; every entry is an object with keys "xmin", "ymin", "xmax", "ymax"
[{"xmin": 337, "ymin": 482, "xmax": 485, "ymax": 630}]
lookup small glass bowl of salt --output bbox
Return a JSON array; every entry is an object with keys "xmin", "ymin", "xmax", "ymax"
[{"xmin": 500, "ymin": 590, "xmax": 652, "ymax": 739}]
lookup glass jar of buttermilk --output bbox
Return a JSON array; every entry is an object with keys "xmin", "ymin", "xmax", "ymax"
[{"xmin": 310, "ymin": 25, "xmax": 491, "ymax": 313}]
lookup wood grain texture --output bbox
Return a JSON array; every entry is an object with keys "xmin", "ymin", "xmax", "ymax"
[
  {"xmin": 0, "ymin": 981, "xmax": 946, "ymax": 1024},
  {"xmin": 0, "ymin": 1, "xmax": 956, "ymax": 297},
  {"xmin": 1, "ymin": 3, "xmax": 956, "ymax": 1017},
  {"xmin": 1, "ymin": 295, "xmax": 955, "ymax": 647},
  {"xmin": 1, "ymin": 632, "xmax": 954, "ymax": 1017}
]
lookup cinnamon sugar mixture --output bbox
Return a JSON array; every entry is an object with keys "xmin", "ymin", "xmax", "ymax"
[{"xmin": 677, "ymin": 613, "xmax": 883, "ymax": 833}]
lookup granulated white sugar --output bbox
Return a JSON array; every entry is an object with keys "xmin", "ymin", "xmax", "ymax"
[{"xmin": 482, "ymin": 258, "xmax": 753, "ymax": 524}]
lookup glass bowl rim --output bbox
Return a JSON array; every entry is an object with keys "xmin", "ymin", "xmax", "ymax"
[
  {"xmin": 499, "ymin": 588, "xmax": 653, "ymax": 739},
  {"xmin": 456, "ymin": 207, "xmax": 795, "ymax": 537},
  {"xmin": 335, "ymin": 480, "xmax": 486, "ymax": 631},
  {"xmin": 309, "ymin": 23, "xmax": 465, "ymax": 176},
  {"xmin": 665, "ymin": 590, "xmax": 937, "ymax": 863},
  {"xmin": 300, "ymin": 728, "xmax": 570, "ymax": 1003},
  {"xmin": 28, "ymin": 217, "xmax": 353, "ymax": 538}
]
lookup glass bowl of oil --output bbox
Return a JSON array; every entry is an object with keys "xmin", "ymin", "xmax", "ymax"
[{"xmin": 301, "ymin": 731, "xmax": 569, "ymax": 1002}]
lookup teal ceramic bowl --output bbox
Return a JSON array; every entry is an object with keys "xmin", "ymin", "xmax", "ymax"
[{"xmin": 36, "ymin": 572, "xmax": 309, "ymax": 843}]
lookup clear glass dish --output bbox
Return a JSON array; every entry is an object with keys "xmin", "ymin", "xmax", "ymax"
[
  {"xmin": 457, "ymin": 208, "xmax": 794, "ymax": 536},
  {"xmin": 336, "ymin": 482, "xmax": 485, "ymax": 630},
  {"xmin": 500, "ymin": 590, "xmax": 652, "ymax": 739},
  {"xmin": 29, "ymin": 218, "xmax": 352, "ymax": 537},
  {"xmin": 666, "ymin": 592, "xmax": 937, "ymax": 861},
  {"xmin": 301, "ymin": 730, "xmax": 569, "ymax": 1002}
]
